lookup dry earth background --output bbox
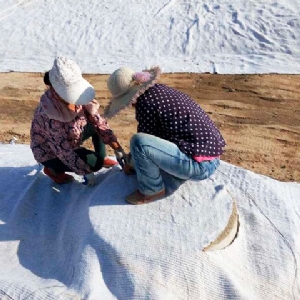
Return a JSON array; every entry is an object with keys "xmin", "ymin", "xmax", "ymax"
[{"xmin": 0, "ymin": 72, "xmax": 299, "ymax": 182}]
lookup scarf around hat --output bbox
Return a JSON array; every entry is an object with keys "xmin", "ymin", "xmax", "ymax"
[{"xmin": 41, "ymin": 88, "xmax": 99, "ymax": 122}]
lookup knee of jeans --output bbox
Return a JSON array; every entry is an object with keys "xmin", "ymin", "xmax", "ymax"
[
  {"xmin": 130, "ymin": 133, "xmax": 147, "ymax": 153},
  {"xmin": 213, "ymin": 158, "xmax": 220, "ymax": 168},
  {"xmin": 209, "ymin": 159, "xmax": 220, "ymax": 175}
]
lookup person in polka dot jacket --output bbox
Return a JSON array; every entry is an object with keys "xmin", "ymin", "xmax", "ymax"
[{"xmin": 106, "ymin": 66, "xmax": 226, "ymax": 205}]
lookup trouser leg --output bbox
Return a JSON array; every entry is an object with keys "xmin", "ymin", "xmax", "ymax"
[
  {"xmin": 82, "ymin": 121, "xmax": 106, "ymax": 159},
  {"xmin": 130, "ymin": 133, "xmax": 220, "ymax": 195},
  {"xmin": 42, "ymin": 148, "xmax": 104, "ymax": 174}
]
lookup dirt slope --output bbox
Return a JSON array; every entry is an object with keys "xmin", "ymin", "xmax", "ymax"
[{"xmin": 0, "ymin": 72, "xmax": 299, "ymax": 182}]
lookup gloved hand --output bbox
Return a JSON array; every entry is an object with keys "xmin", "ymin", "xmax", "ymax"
[
  {"xmin": 123, "ymin": 163, "xmax": 136, "ymax": 175},
  {"xmin": 114, "ymin": 148, "xmax": 136, "ymax": 175},
  {"xmin": 114, "ymin": 148, "xmax": 127, "ymax": 168},
  {"xmin": 126, "ymin": 152, "xmax": 134, "ymax": 169},
  {"xmin": 83, "ymin": 173, "xmax": 96, "ymax": 187}
]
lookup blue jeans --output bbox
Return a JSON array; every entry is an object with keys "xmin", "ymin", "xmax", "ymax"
[{"xmin": 130, "ymin": 133, "xmax": 220, "ymax": 195}]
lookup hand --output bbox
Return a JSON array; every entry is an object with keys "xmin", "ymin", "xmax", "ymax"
[
  {"xmin": 114, "ymin": 148, "xmax": 136, "ymax": 175},
  {"xmin": 123, "ymin": 153, "xmax": 135, "ymax": 175},
  {"xmin": 126, "ymin": 152, "xmax": 134, "ymax": 168},
  {"xmin": 123, "ymin": 163, "xmax": 136, "ymax": 175},
  {"xmin": 114, "ymin": 148, "xmax": 127, "ymax": 168},
  {"xmin": 83, "ymin": 173, "xmax": 96, "ymax": 187}
]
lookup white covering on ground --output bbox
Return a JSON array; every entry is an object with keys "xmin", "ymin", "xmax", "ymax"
[
  {"xmin": 0, "ymin": 0, "xmax": 300, "ymax": 74},
  {"xmin": 0, "ymin": 144, "xmax": 299, "ymax": 299},
  {"xmin": 1, "ymin": 1, "xmax": 300, "ymax": 298}
]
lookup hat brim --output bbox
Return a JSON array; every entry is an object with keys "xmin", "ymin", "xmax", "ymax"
[
  {"xmin": 105, "ymin": 66, "xmax": 161, "ymax": 118},
  {"xmin": 52, "ymin": 77, "xmax": 95, "ymax": 105}
]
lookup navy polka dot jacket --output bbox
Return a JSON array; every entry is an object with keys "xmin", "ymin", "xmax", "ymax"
[{"xmin": 135, "ymin": 84, "xmax": 226, "ymax": 158}]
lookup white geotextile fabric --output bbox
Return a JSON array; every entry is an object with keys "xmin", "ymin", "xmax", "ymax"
[{"xmin": 0, "ymin": 144, "xmax": 299, "ymax": 300}]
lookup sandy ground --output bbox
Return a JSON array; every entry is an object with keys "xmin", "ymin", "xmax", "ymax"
[{"xmin": 0, "ymin": 72, "xmax": 299, "ymax": 182}]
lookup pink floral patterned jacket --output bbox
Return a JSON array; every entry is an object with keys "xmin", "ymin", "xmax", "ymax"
[{"xmin": 30, "ymin": 88, "xmax": 117, "ymax": 175}]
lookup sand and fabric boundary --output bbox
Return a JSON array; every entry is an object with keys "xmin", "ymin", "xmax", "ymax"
[{"xmin": 0, "ymin": 72, "xmax": 299, "ymax": 182}]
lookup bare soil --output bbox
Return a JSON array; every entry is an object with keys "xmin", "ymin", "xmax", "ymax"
[{"xmin": 0, "ymin": 72, "xmax": 299, "ymax": 182}]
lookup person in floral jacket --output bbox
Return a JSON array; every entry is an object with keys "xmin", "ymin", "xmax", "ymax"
[{"xmin": 30, "ymin": 57, "xmax": 129, "ymax": 186}]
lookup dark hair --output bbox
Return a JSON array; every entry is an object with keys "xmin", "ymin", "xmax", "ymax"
[{"xmin": 43, "ymin": 71, "xmax": 52, "ymax": 86}]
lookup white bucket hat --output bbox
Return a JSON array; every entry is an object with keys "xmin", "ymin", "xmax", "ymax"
[
  {"xmin": 49, "ymin": 57, "xmax": 95, "ymax": 105},
  {"xmin": 105, "ymin": 66, "xmax": 161, "ymax": 117}
]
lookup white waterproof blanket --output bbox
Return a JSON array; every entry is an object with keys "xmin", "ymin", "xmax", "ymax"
[{"xmin": 0, "ymin": 144, "xmax": 299, "ymax": 300}]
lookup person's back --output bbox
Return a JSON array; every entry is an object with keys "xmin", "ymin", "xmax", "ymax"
[{"xmin": 135, "ymin": 83, "xmax": 226, "ymax": 158}]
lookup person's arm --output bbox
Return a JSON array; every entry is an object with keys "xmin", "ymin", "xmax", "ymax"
[
  {"xmin": 85, "ymin": 106, "xmax": 127, "ymax": 153},
  {"xmin": 85, "ymin": 104, "xmax": 134, "ymax": 173},
  {"xmin": 86, "ymin": 108, "xmax": 118, "ymax": 145},
  {"xmin": 109, "ymin": 141, "xmax": 123, "ymax": 151}
]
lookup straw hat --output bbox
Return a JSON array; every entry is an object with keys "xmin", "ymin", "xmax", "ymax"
[
  {"xmin": 105, "ymin": 66, "xmax": 161, "ymax": 117},
  {"xmin": 49, "ymin": 57, "xmax": 95, "ymax": 105}
]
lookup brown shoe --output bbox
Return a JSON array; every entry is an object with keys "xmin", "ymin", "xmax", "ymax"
[{"xmin": 126, "ymin": 189, "xmax": 166, "ymax": 205}]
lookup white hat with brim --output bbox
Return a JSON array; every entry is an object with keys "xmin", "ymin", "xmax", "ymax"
[
  {"xmin": 105, "ymin": 66, "xmax": 161, "ymax": 118},
  {"xmin": 49, "ymin": 57, "xmax": 95, "ymax": 105}
]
